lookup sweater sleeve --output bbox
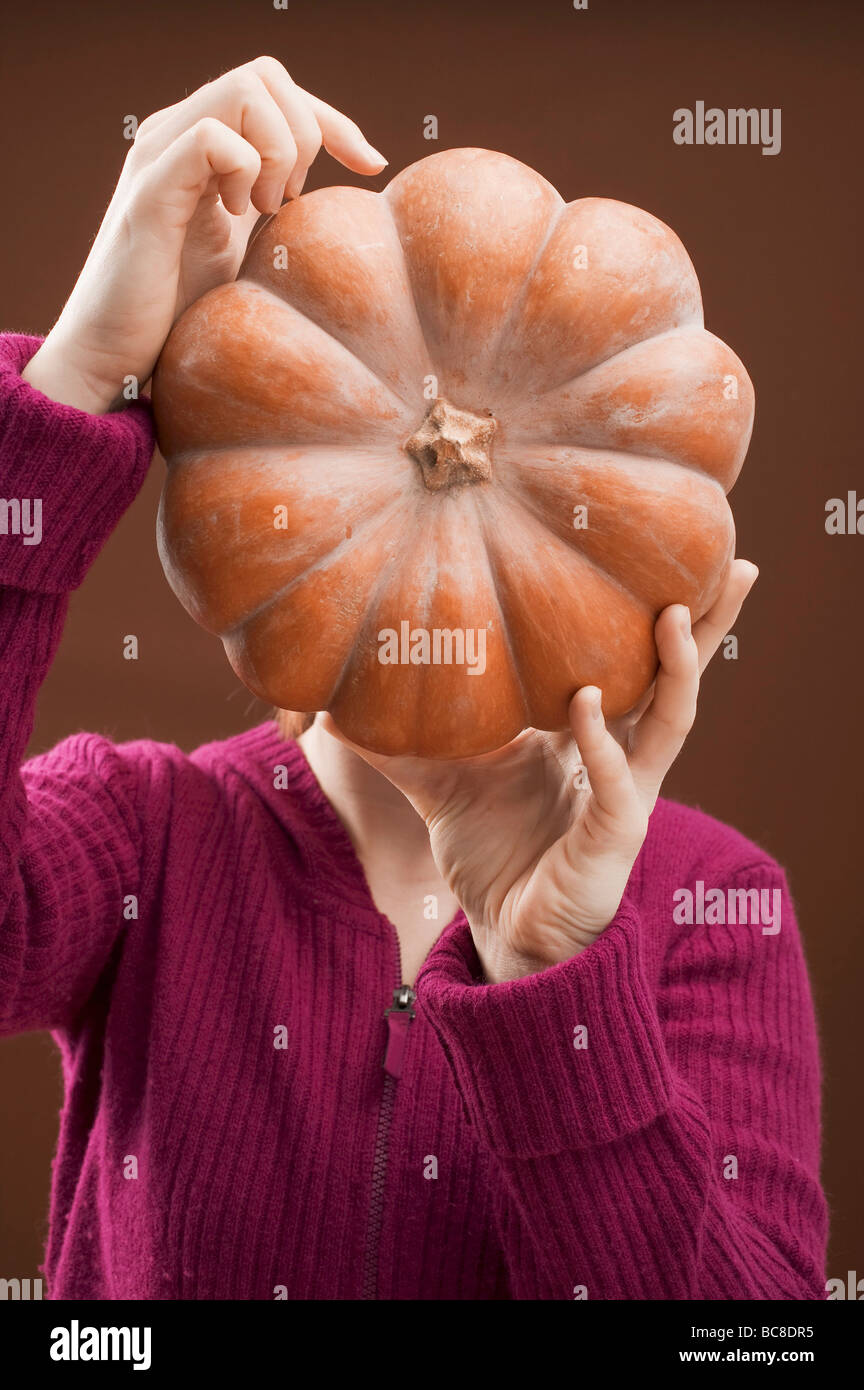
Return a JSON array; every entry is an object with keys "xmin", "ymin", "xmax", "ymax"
[
  {"xmin": 416, "ymin": 865, "xmax": 828, "ymax": 1301},
  {"xmin": 0, "ymin": 332, "xmax": 156, "ymax": 1035}
]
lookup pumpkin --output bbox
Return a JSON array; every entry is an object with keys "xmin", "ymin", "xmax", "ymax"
[{"xmin": 151, "ymin": 146, "xmax": 754, "ymax": 758}]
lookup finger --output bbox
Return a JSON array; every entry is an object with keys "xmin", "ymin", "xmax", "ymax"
[
  {"xmin": 240, "ymin": 85, "xmax": 298, "ymax": 213},
  {"xmin": 141, "ymin": 117, "xmax": 262, "ymax": 223},
  {"xmin": 692, "ymin": 558, "xmax": 759, "ymax": 675},
  {"xmin": 242, "ymin": 58, "xmax": 324, "ymax": 198},
  {"xmin": 133, "ymin": 61, "xmax": 384, "ymax": 210},
  {"xmin": 628, "ymin": 603, "xmax": 699, "ymax": 791},
  {"xmin": 296, "ymin": 86, "xmax": 388, "ymax": 172},
  {"xmin": 138, "ymin": 62, "xmax": 386, "ymax": 176},
  {"xmin": 226, "ymin": 83, "xmax": 297, "ymax": 214},
  {"xmin": 137, "ymin": 70, "xmax": 299, "ymax": 215},
  {"xmin": 568, "ymin": 687, "xmax": 643, "ymax": 835}
]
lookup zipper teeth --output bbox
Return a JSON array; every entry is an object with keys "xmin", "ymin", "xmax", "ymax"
[
  {"xmin": 362, "ymin": 895, "xmax": 415, "ymax": 1301},
  {"xmin": 361, "ymin": 1073, "xmax": 396, "ymax": 1300}
]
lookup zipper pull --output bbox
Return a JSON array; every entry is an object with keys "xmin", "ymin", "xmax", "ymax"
[{"xmin": 382, "ymin": 985, "xmax": 416, "ymax": 1080}]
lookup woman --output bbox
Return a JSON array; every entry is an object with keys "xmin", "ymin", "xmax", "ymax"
[{"xmin": 1, "ymin": 57, "xmax": 827, "ymax": 1300}]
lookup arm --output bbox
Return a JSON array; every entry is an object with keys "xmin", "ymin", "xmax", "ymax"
[
  {"xmin": 0, "ymin": 332, "xmax": 154, "ymax": 1034},
  {"xmin": 418, "ymin": 863, "xmax": 827, "ymax": 1300},
  {"xmin": 2, "ymin": 59, "xmax": 386, "ymax": 1034}
]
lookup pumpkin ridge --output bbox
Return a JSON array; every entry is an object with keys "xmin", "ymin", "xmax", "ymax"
[
  {"xmin": 493, "ymin": 448, "xmax": 730, "ymax": 607},
  {"xmin": 525, "ymin": 321, "xmax": 708, "ymax": 406},
  {"xmin": 473, "ymin": 500, "xmax": 581, "ymax": 733},
  {"xmin": 158, "ymin": 439, "xmax": 410, "ymax": 479},
  {"xmin": 329, "ymin": 487, "xmax": 528, "ymax": 755},
  {"xmin": 481, "ymin": 477, "xmax": 657, "ymax": 617},
  {"xmin": 233, "ymin": 279, "xmax": 413, "ymax": 417},
  {"xmin": 468, "ymin": 493, "xmax": 533, "ymax": 734},
  {"xmin": 504, "ymin": 436, "xmax": 731, "ymax": 489},
  {"xmin": 157, "ymin": 442, "xmax": 407, "ymax": 634},
  {"xmin": 477, "ymin": 493, "xmax": 658, "ymax": 724},
  {"xmin": 380, "ymin": 189, "xmax": 440, "ymax": 394},
  {"xmin": 159, "ymin": 436, "xmax": 420, "ymax": 468},
  {"xmin": 507, "ymin": 325, "xmax": 752, "ymax": 492},
  {"xmin": 482, "ymin": 195, "xmax": 566, "ymax": 397},
  {"xmin": 322, "ymin": 493, "xmax": 440, "ymax": 745},
  {"xmin": 221, "ymin": 493, "xmax": 409, "ymax": 639},
  {"xmin": 280, "ymin": 500, "xmax": 408, "ymax": 723}
]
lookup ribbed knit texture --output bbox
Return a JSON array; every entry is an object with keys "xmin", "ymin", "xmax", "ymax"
[{"xmin": 0, "ymin": 331, "xmax": 828, "ymax": 1300}]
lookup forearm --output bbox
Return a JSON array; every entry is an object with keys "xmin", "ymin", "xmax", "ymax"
[
  {"xmin": 0, "ymin": 333, "xmax": 154, "ymax": 590},
  {"xmin": 0, "ymin": 330, "xmax": 153, "ymax": 746},
  {"xmin": 486, "ymin": 1087, "xmax": 825, "ymax": 1300},
  {"xmin": 0, "ymin": 331, "xmax": 154, "ymax": 1032}
]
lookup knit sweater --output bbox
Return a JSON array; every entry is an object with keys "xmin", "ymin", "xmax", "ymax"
[{"xmin": 0, "ymin": 331, "xmax": 827, "ymax": 1300}]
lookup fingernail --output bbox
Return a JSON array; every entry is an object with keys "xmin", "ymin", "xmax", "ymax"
[
  {"xmin": 591, "ymin": 691, "xmax": 603, "ymax": 720},
  {"xmin": 680, "ymin": 610, "xmax": 691, "ymax": 641},
  {"xmin": 363, "ymin": 141, "xmax": 388, "ymax": 166}
]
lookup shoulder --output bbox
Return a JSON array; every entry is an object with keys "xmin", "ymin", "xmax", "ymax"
[
  {"xmin": 21, "ymin": 720, "xmax": 311, "ymax": 834},
  {"xmin": 24, "ymin": 720, "xmax": 287, "ymax": 787},
  {"xmin": 21, "ymin": 726, "xmax": 254, "ymax": 837},
  {"xmin": 24, "ymin": 727, "xmax": 200, "ymax": 783},
  {"xmin": 22, "ymin": 729, "xmax": 213, "ymax": 835}
]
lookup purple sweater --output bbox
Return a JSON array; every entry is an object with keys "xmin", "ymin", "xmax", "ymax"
[{"xmin": 0, "ymin": 332, "xmax": 827, "ymax": 1300}]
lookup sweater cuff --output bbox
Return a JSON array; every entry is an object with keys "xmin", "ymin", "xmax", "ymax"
[
  {"xmin": 416, "ymin": 901, "xmax": 673, "ymax": 1158},
  {"xmin": 0, "ymin": 333, "xmax": 155, "ymax": 593}
]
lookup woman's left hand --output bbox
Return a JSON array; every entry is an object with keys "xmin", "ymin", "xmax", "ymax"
[{"xmin": 322, "ymin": 559, "xmax": 758, "ymax": 983}]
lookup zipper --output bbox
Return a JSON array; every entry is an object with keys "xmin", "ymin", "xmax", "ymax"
[
  {"xmin": 361, "ymin": 981, "xmax": 416, "ymax": 1300},
  {"xmin": 382, "ymin": 984, "xmax": 416, "ymax": 1080}
]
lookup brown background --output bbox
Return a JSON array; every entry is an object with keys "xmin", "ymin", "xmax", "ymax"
[{"xmin": 1, "ymin": 0, "xmax": 861, "ymax": 1290}]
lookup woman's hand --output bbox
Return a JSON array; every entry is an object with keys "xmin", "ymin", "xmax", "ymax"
[
  {"xmin": 322, "ymin": 560, "xmax": 759, "ymax": 983},
  {"xmin": 23, "ymin": 56, "xmax": 386, "ymax": 414}
]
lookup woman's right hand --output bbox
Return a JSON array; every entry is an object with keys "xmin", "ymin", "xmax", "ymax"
[{"xmin": 22, "ymin": 56, "xmax": 387, "ymax": 414}]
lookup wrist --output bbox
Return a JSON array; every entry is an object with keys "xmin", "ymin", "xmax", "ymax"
[
  {"xmin": 471, "ymin": 917, "xmax": 614, "ymax": 984},
  {"xmin": 473, "ymin": 933, "xmax": 587, "ymax": 985},
  {"xmin": 21, "ymin": 332, "xmax": 122, "ymax": 415}
]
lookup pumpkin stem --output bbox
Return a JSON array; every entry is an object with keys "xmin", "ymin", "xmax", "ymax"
[{"xmin": 404, "ymin": 397, "xmax": 496, "ymax": 491}]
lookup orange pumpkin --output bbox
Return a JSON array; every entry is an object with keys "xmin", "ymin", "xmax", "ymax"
[{"xmin": 152, "ymin": 147, "xmax": 754, "ymax": 758}]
